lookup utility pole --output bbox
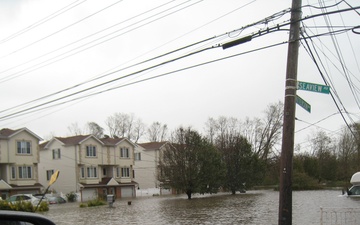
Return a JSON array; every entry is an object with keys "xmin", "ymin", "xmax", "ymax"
[{"xmin": 279, "ymin": 0, "xmax": 302, "ymax": 225}]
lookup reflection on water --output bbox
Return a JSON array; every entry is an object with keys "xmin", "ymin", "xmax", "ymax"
[{"xmin": 42, "ymin": 190, "xmax": 357, "ymax": 225}]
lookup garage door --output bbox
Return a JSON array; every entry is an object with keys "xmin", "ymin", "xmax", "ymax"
[
  {"xmin": 121, "ymin": 187, "xmax": 134, "ymax": 198},
  {"xmin": 82, "ymin": 188, "xmax": 97, "ymax": 201}
]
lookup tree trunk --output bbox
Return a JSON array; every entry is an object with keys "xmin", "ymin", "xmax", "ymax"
[{"xmin": 186, "ymin": 190, "xmax": 192, "ymax": 200}]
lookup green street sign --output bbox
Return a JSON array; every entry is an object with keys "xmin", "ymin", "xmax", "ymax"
[
  {"xmin": 297, "ymin": 81, "xmax": 330, "ymax": 94},
  {"xmin": 296, "ymin": 95, "xmax": 311, "ymax": 113}
]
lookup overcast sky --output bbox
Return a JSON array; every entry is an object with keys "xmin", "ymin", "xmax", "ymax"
[{"xmin": 0, "ymin": 0, "xmax": 359, "ymax": 150}]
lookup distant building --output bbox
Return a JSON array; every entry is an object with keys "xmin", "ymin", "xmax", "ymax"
[
  {"xmin": 134, "ymin": 142, "xmax": 172, "ymax": 196},
  {"xmin": 0, "ymin": 128, "xmax": 43, "ymax": 199},
  {"xmin": 39, "ymin": 135, "xmax": 137, "ymax": 201}
]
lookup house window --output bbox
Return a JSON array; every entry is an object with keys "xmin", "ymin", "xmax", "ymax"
[
  {"xmin": 80, "ymin": 167, "xmax": 85, "ymax": 178},
  {"xmin": 121, "ymin": 167, "xmax": 130, "ymax": 178},
  {"xmin": 120, "ymin": 147, "xmax": 129, "ymax": 158},
  {"xmin": 86, "ymin": 145, "xmax": 96, "ymax": 157},
  {"xmin": 116, "ymin": 167, "xmax": 120, "ymax": 178},
  {"xmin": 18, "ymin": 166, "xmax": 32, "ymax": 179},
  {"xmin": 87, "ymin": 167, "xmax": 97, "ymax": 178},
  {"xmin": 11, "ymin": 166, "xmax": 16, "ymax": 179},
  {"xmin": 103, "ymin": 168, "xmax": 107, "ymax": 176},
  {"xmin": 135, "ymin": 152, "xmax": 141, "ymax": 161},
  {"xmin": 46, "ymin": 170, "xmax": 54, "ymax": 181},
  {"xmin": 52, "ymin": 149, "xmax": 61, "ymax": 159},
  {"xmin": 17, "ymin": 141, "xmax": 31, "ymax": 154}
]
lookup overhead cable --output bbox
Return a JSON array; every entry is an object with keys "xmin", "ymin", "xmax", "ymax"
[
  {"xmin": 0, "ymin": 0, "xmax": 87, "ymax": 45},
  {"xmin": 0, "ymin": 4, "xmax": 288, "ymax": 115},
  {"xmin": 0, "ymin": 0, "xmax": 125, "ymax": 58}
]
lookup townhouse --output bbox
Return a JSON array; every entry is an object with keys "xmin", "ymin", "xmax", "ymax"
[
  {"xmin": 39, "ymin": 135, "xmax": 137, "ymax": 201},
  {"xmin": 134, "ymin": 142, "xmax": 172, "ymax": 196},
  {"xmin": 0, "ymin": 128, "xmax": 43, "ymax": 199}
]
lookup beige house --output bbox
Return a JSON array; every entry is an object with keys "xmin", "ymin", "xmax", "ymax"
[
  {"xmin": 134, "ymin": 142, "xmax": 172, "ymax": 196},
  {"xmin": 0, "ymin": 128, "xmax": 43, "ymax": 199},
  {"xmin": 39, "ymin": 135, "xmax": 137, "ymax": 201}
]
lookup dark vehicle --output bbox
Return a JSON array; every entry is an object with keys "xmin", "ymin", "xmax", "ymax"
[
  {"xmin": 0, "ymin": 210, "xmax": 55, "ymax": 225},
  {"xmin": 48, "ymin": 196, "xmax": 66, "ymax": 204}
]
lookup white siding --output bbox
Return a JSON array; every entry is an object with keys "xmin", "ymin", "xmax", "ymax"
[
  {"xmin": 38, "ymin": 140, "xmax": 78, "ymax": 195},
  {"xmin": 133, "ymin": 146, "xmax": 158, "ymax": 189}
]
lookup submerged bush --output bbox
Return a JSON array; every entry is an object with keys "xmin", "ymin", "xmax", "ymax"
[
  {"xmin": 86, "ymin": 198, "xmax": 106, "ymax": 207},
  {"xmin": 0, "ymin": 200, "xmax": 49, "ymax": 212},
  {"xmin": 36, "ymin": 201, "xmax": 49, "ymax": 212},
  {"xmin": 293, "ymin": 172, "xmax": 322, "ymax": 190},
  {"xmin": 66, "ymin": 192, "xmax": 78, "ymax": 202}
]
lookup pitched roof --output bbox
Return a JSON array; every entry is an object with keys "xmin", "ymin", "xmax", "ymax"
[
  {"xmin": 0, "ymin": 127, "xmax": 42, "ymax": 140},
  {"xmin": 55, "ymin": 135, "xmax": 92, "ymax": 145},
  {"xmin": 100, "ymin": 137, "xmax": 126, "ymax": 146},
  {"xmin": 39, "ymin": 141, "xmax": 48, "ymax": 150},
  {"xmin": 41, "ymin": 135, "xmax": 104, "ymax": 149},
  {"xmin": 0, "ymin": 128, "xmax": 18, "ymax": 138},
  {"xmin": 138, "ymin": 142, "xmax": 168, "ymax": 150}
]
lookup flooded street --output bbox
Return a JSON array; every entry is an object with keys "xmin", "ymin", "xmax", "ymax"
[{"xmin": 42, "ymin": 190, "xmax": 359, "ymax": 225}]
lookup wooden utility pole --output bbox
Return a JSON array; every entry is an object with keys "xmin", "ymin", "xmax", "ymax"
[{"xmin": 278, "ymin": 0, "xmax": 302, "ymax": 225}]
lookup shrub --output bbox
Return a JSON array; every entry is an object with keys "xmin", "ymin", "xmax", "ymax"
[
  {"xmin": 66, "ymin": 192, "xmax": 77, "ymax": 202},
  {"xmin": 0, "ymin": 200, "xmax": 49, "ymax": 212},
  {"xmin": 36, "ymin": 201, "xmax": 49, "ymax": 212},
  {"xmin": 293, "ymin": 172, "xmax": 322, "ymax": 190},
  {"xmin": 87, "ymin": 198, "xmax": 106, "ymax": 207},
  {"xmin": 0, "ymin": 200, "xmax": 12, "ymax": 210}
]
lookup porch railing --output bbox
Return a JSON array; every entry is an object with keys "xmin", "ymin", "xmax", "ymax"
[{"xmin": 320, "ymin": 207, "xmax": 360, "ymax": 225}]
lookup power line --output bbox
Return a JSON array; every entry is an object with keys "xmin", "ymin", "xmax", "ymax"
[
  {"xmin": 0, "ymin": 0, "xmax": 125, "ymax": 59},
  {"xmin": 0, "ymin": 0, "xmax": 87, "ymax": 45},
  {"xmin": 1, "ymin": 3, "xmax": 358, "ymax": 131},
  {"xmin": 300, "ymin": 29, "xmax": 357, "ymax": 139},
  {"xmin": 295, "ymin": 112, "xmax": 340, "ymax": 133},
  {"xmin": 0, "ymin": 0, "xmax": 203, "ymax": 84},
  {"xmin": 0, "ymin": 40, "xmax": 288, "ymax": 122},
  {"xmin": 0, "ymin": 0, "xmax": 176, "ymax": 77},
  {"xmin": 2, "ymin": 16, "xmax": 358, "ymax": 123},
  {"xmin": 0, "ymin": 4, "xmax": 287, "ymax": 116}
]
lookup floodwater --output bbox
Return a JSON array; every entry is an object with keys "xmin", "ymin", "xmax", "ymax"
[{"xmin": 41, "ymin": 190, "xmax": 360, "ymax": 225}]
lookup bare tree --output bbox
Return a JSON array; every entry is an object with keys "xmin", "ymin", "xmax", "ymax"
[
  {"xmin": 240, "ymin": 117, "xmax": 262, "ymax": 153},
  {"xmin": 308, "ymin": 130, "xmax": 336, "ymax": 181},
  {"xmin": 336, "ymin": 127, "xmax": 357, "ymax": 180},
  {"xmin": 105, "ymin": 112, "xmax": 145, "ymax": 142},
  {"xmin": 204, "ymin": 117, "xmax": 240, "ymax": 144},
  {"xmin": 116, "ymin": 113, "xmax": 131, "ymax": 138},
  {"xmin": 132, "ymin": 118, "xmax": 146, "ymax": 143},
  {"xmin": 256, "ymin": 101, "xmax": 283, "ymax": 160},
  {"xmin": 105, "ymin": 114, "xmax": 118, "ymax": 138},
  {"xmin": 85, "ymin": 122, "xmax": 104, "ymax": 139},
  {"xmin": 67, "ymin": 122, "xmax": 82, "ymax": 136},
  {"xmin": 204, "ymin": 117, "xmax": 217, "ymax": 144},
  {"xmin": 147, "ymin": 121, "xmax": 168, "ymax": 142},
  {"xmin": 43, "ymin": 132, "xmax": 56, "ymax": 141}
]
